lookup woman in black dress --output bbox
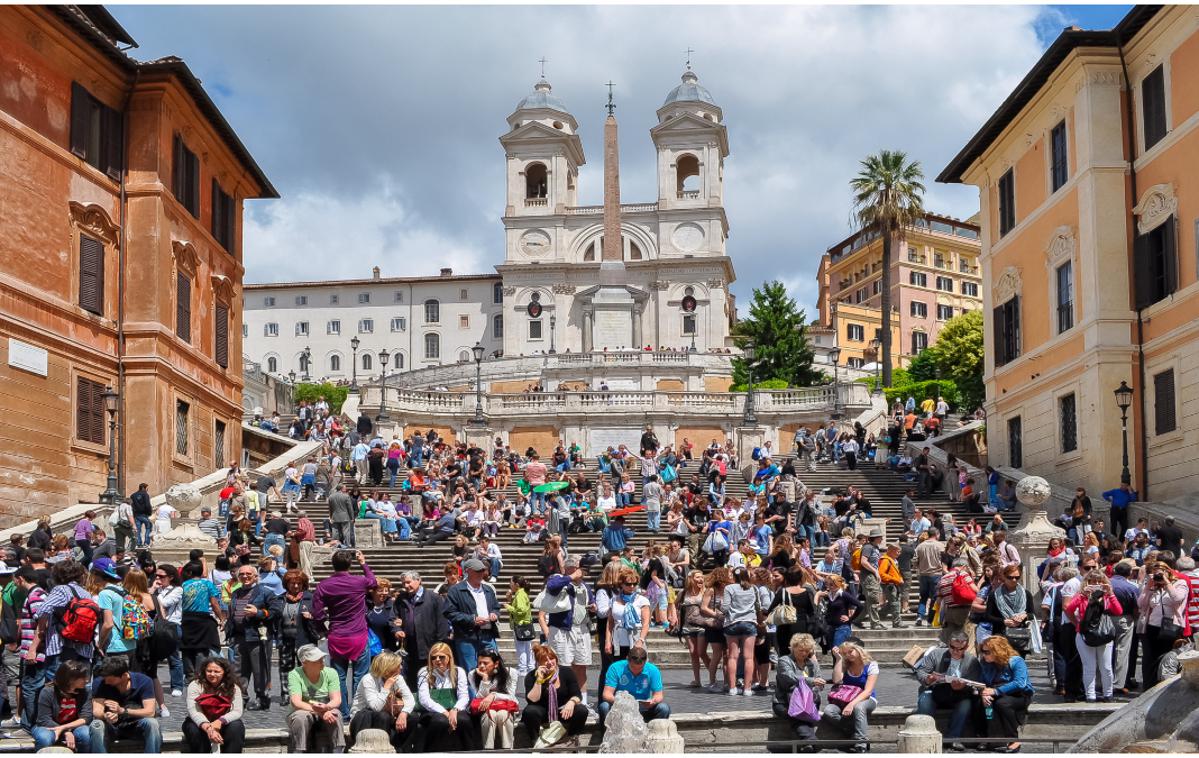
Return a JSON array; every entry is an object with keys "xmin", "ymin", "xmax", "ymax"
[
  {"xmin": 767, "ymin": 567, "xmax": 822, "ymax": 657},
  {"xmin": 520, "ymin": 645, "xmax": 587, "ymax": 746}
]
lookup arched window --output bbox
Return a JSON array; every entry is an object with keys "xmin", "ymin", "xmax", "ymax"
[
  {"xmin": 394, "ymin": 352, "xmax": 405, "ymax": 370},
  {"xmin": 583, "ymin": 241, "xmax": 596, "ymax": 262},
  {"xmin": 362, "ymin": 353, "xmax": 372, "ymax": 371},
  {"xmin": 493, "ymin": 282, "xmax": 504, "ymax": 304},
  {"xmin": 459, "ymin": 350, "xmax": 471, "ymax": 363},
  {"xmin": 676, "ymin": 154, "xmax": 700, "ymax": 196},
  {"xmin": 266, "ymin": 356, "xmax": 277, "ymax": 373},
  {"xmin": 493, "ymin": 314, "xmax": 504, "ymax": 338},
  {"xmin": 425, "ymin": 333, "xmax": 440, "ymax": 359},
  {"xmin": 329, "ymin": 354, "xmax": 341, "ymax": 372},
  {"xmin": 525, "ymin": 163, "xmax": 548, "ymax": 199},
  {"xmin": 424, "ymin": 299, "xmax": 440, "ymax": 324},
  {"xmin": 629, "ymin": 240, "xmax": 643, "ymax": 260}
]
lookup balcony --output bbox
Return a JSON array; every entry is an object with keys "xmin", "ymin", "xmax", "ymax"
[
  {"xmin": 524, "ymin": 197, "xmax": 548, "ymax": 208},
  {"xmin": 907, "ymin": 254, "xmax": 926, "ymax": 264},
  {"xmin": 565, "ymin": 202, "xmax": 659, "ymax": 216},
  {"xmin": 676, "ymin": 190, "xmax": 700, "ymax": 200}
]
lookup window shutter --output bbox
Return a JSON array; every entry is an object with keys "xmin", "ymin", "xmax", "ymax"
[
  {"xmin": 215, "ymin": 303, "xmax": 229, "ymax": 368},
  {"xmin": 1133, "ymin": 232, "xmax": 1153, "ymax": 309},
  {"xmin": 211, "ymin": 179, "xmax": 220, "ymax": 240},
  {"xmin": 70, "ymin": 82, "xmax": 90, "ymax": 159},
  {"xmin": 172, "ymin": 135, "xmax": 183, "ymax": 200},
  {"xmin": 1010, "ymin": 296, "xmax": 1020, "ymax": 359},
  {"xmin": 76, "ymin": 377, "xmax": 104, "ymax": 445},
  {"xmin": 189, "ymin": 152, "xmax": 201, "ymax": 219},
  {"xmin": 176, "ymin": 274, "xmax": 191, "ymax": 342},
  {"xmin": 102, "ymin": 106, "xmax": 122, "ymax": 181},
  {"xmin": 1163, "ymin": 217, "xmax": 1178, "ymax": 295},
  {"xmin": 1154, "ymin": 370, "xmax": 1176, "ymax": 435},
  {"xmin": 79, "ymin": 235, "xmax": 104, "ymax": 315},
  {"xmin": 992, "ymin": 304, "xmax": 1005, "ymax": 365}
]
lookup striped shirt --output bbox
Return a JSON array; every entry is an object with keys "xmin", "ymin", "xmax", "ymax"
[
  {"xmin": 19, "ymin": 587, "xmax": 46, "ymax": 663},
  {"xmin": 35, "ymin": 582, "xmax": 94, "ymax": 659},
  {"xmin": 1182, "ymin": 570, "xmax": 1199, "ymax": 632}
]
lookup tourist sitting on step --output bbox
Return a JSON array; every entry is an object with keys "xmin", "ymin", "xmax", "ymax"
[
  {"xmin": 598, "ymin": 645, "xmax": 670, "ymax": 728},
  {"xmin": 914, "ymin": 632, "xmax": 982, "ymax": 751},
  {"xmin": 773, "ymin": 632, "xmax": 824, "ymax": 749},
  {"xmin": 821, "ymin": 641, "xmax": 878, "ymax": 753},
  {"xmin": 973, "ymin": 635, "xmax": 1034, "ymax": 753}
]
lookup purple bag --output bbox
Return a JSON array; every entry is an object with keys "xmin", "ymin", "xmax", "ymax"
[{"xmin": 787, "ymin": 677, "xmax": 821, "ymax": 723}]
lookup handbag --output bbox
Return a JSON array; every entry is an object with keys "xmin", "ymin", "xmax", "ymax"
[
  {"xmin": 827, "ymin": 683, "xmax": 863, "ymax": 707},
  {"xmin": 534, "ymin": 720, "xmax": 568, "ymax": 749},
  {"xmin": 514, "ymin": 622, "xmax": 537, "ymax": 642},
  {"xmin": 533, "ymin": 588, "xmax": 572, "ymax": 615},
  {"xmin": 770, "ymin": 590, "xmax": 798, "ymax": 626},
  {"xmin": 470, "ymin": 696, "xmax": 520, "ymax": 715},
  {"xmin": 787, "ymin": 677, "xmax": 821, "ymax": 723},
  {"xmin": 1157, "ymin": 618, "xmax": 1183, "ymax": 644},
  {"xmin": 703, "ymin": 529, "xmax": 729, "ymax": 554}
]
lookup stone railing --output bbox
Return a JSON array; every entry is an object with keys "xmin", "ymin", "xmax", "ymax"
[{"xmin": 565, "ymin": 202, "xmax": 659, "ymax": 216}]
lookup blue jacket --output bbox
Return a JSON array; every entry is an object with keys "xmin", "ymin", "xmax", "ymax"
[
  {"xmin": 981, "ymin": 655, "xmax": 1035, "ymax": 696},
  {"xmin": 603, "ymin": 524, "xmax": 633, "ymax": 553},
  {"xmin": 1102, "ymin": 488, "xmax": 1138, "ymax": 509},
  {"xmin": 443, "ymin": 581, "xmax": 500, "ymax": 641}
]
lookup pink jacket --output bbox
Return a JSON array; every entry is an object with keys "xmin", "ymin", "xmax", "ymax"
[
  {"xmin": 1137, "ymin": 581, "xmax": 1189, "ymax": 631},
  {"xmin": 1065, "ymin": 589, "xmax": 1122, "ymax": 626}
]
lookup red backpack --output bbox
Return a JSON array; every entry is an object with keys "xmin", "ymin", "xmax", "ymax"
[
  {"xmin": 951, "ymin": 571, "xmax": 977, "ymax": 606},
  {"xmin": 58, "ymin": 587, "xmax": 101, "ymax": 645}
]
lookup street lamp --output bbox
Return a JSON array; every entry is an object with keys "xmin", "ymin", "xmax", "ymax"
[
  {"xmin": 868, "ymin": 338, "xmax": 882, "ymax": 394},
  {"xmin": 376, "ymin": 349, "xmax": 390, "ymax": 423},
  {"xmin": 829, "ymin": 347, "xmax": 842, "ymax": 419},
  {"xmin": 1115, "ymin": 380, "xmax": 1134, "ymax": 486},
  {"xmin": 742, "ymin": 340, "xmax": 757, "ymax": 425},
  {"xmin": 301, "ymin": 345, "xmax": 311, "ymax": 381},
  {"xmin": 350, "ymin": 335, "xmax": 360, "ymax": 391},
  {"xmin": 99, "ymin": 385, "xmax": 121, "ymax": 504},
  {"xmin": 288, "ymin": 369, "xmax": 296, "ymax": 384},
  {"xmin": 471, "ymin": 342, "xmax": 486, "ymax": 425},
  {"xmin": 549, "ymin": 313, "xmax": 557, "ymax": 355}
]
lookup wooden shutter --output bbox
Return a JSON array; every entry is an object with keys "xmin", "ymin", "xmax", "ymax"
[
  {"xmin": 102, "ymin": 106, "xmax": 122, "ymax": 180},
  {"xmin": 172, "ymin": 135, "xmax": 183, "ymax": 200},
  {"xmin": 1010, "ymin": 296, "xmax": 1020, "ymax": 360},
  {"xmin": 211, "ymin": 179, "xmax": 221, "ymax": 242},
  {"xmin": 79, "ymin": 234, "xmax": 104, "ymax": 315},
  {"xmin": 176, "ymin": 273, "xmax": 191, "ymax": 342},
  {"xmin": 70, "ymin": 82, "xmax": 90, "ymax": 159},
  {"xmin": 1162, "ymin": 217, "xmax": 1178, "ymax": 296},
  {"xmin": 76, "ymin": 377, "xmax": 104, "ymax": 445},
  {"xmin": 1154, "ymin": 370, "xmax": 1176, "ymax": 435},
  {"xmin": 188, "ymin": 151, "xmax": 200, "ymax": 219},
  {"xmin": 215, "ymin": 303, "xmax": 229, "ymax": 368},
  {"xmin": 992, "ymin": 304, "xmax": 1006, "ymax": 366}
]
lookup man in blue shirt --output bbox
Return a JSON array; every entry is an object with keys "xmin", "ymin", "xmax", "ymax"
[
  {"xmin": 598, "ymin": 646, "xmax": 669, "ymax": 727},
  {"xmin": 1102, "ymin": 483, "xmax": 1138, "ymax": 541},
  {"xmin": 602, "ymin": 516, "xmax": 633, "ymax": 559}
]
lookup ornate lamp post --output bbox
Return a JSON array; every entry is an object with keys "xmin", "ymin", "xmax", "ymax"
[
  {"xmin": 742, "ymin": 340, "xmax": 757, "ymax": 425},
  {"xmin": 288, "ymin": 369, "xmax": 296, "ymax": 385},
  {"xmin": 99, "ymin": 385, "xmax": 121, "ymax": 504},
  {"xmin": 1115, "ymin": 380, "xmax": 1134, "ymax": 486},
  {"xmin": 350, "ymin": 335, "xmax": 360, "ymax": 391},
  {"xmin": 471, "ymin": 342, "xmax": 486, "ymax": 425},
  {"xmin": 301, "ymin": 345, "xmax": 312, "ymax": 382},
  {"xmin": 549, "ymin": 313, "xmax": 557, "ymax": 355},
  {"xmin": 869, "ymin": 338, "xmax": 882, "ymax": 394},
  {"xmin": 829, "ymin": 347, "xmax": 842, "ymax": 419},
  {"xmin": 376, "ymin": 349, "xmax": 390, "ymax": 423}
]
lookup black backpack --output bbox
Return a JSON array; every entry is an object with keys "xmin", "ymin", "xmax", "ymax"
[
  {"xmin": 1080, "ymin": 594, "xmax": 1116, "ymax": 647},
  {"xmin": 147, "ymin": 595, "xmax": 179, "ymax": 661},
  {"xmin": 0, "ymin": 594, "xmax": 18, "ymax": 646}
]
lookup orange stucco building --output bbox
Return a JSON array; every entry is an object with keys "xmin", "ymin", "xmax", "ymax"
[
  {"xmin": 940, "ymin": 5, "xmax": 1198, "ymax": 502},
  {"xmin": 0, "ymin": 6, "xmax": 276, "ymax": 521}
]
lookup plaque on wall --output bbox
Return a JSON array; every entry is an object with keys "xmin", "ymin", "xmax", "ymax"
[
  {"xmin": 519, "ymin": 229, "xmax": 551, "ymax": 256},
  {"xmin": 7, "ymin": 338, "xmax": 48, "ymax": 377}
]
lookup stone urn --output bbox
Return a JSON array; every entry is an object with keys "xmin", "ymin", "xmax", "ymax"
[
  {"xmin": 1008, "ymin": 475, "xmax": 1064, "ymax": 593},
  {"xmin": 164, "ymin": 483, "xmax": 204, "ymax": 519}
]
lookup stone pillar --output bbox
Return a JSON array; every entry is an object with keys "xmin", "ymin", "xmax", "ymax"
[
  {"xmin": 736, "ymin": 426, "xmax": 766, "ymax": 481},
  {"xmin": 646, "ymin": 719, "xmax": 685, "ymax": 753},
  {"xmin": 583, "ymin": 309, "xmax": 593, "ymax": 353},
  {"xmin": 897, "ymin": 714, "xmax": 943, "ymax": 753},
  {"xmin": 602, "ymin": 114, "xmax": 622, "ymax": 262},
  {"xmin": 462, "ymin": 425, "xmax": 494, "ymax": 451},
  {"xmin": 632, "ymin": 305, "xmax": 643, "ymax": 350},
  {"xmin": 1009, "ymin": 475, "xmax": 1065, "ymax": 594}
]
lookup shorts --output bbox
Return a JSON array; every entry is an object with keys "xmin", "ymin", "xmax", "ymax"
[
  {"xmin": 724, "ymin": 621, "xmax": 758, "ymax": 638},
  {"xmin": 548, "ymin": 625, "xmax": 593, "ymax": 667},
  {"xmin": 650, "ymin": 593, "xmax": 668, "ymax": 614},
  {"xmin": 704, "ymin": 626, "xmax": 726, "ymax": 645}
]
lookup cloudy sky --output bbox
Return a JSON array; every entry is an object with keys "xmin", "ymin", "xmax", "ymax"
[{"xmin": 113, "ymin": 3, "xmax": 1130, "ymax": 318}]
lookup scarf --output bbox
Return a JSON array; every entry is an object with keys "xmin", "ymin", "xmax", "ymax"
[
  {"xmin": 544, "ymin": 667, "xmax": 560, "ymax": 719},
  {"xmin": 994, "ymin": 583, "xmax": 1027, "ymax": 618}
]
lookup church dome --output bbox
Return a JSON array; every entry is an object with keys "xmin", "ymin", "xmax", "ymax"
[
  {"xmin": 663, "ymin": 70, "xmax": 715, "ymax": 106},
  {"xmin": 516, "ymin": 79, "xmax": 571, "ymax": 114}
]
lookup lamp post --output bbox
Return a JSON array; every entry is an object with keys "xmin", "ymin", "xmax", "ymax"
[
  {"xmin": 99, "ymin": 385, "xmax": 121, "ymax": 504},
  {"xmin": 350, "ymin": 336, "xmax": 360, "ymax": 391},
  {"xmin": 376, "ymin": 349, "xmax": 390, "ymax": 422},
  {"xmin": 689, "ymin": 328, "xmax": 697, "ymax": 353},
  {"xmin": 1115, "ymin": 380, "xmax": 1134, "ymax": 486},
  {"xmin": 471, "ymin": 342, "xmax": 486, "ymax": 425},
  {"xmin": 829, "ymin": 347, "xmax": 842, "ymax": 419},
  {"xmin": 288, "ymin": 369, "xmax": 296, "ymax": 385},
  {"xmin": 301, "ymin": 345, "xmax": 311, "ymax": 382},
  {"xmin": 869, "ymin": 338, "xmax": 881, "ymax": 394},
  {"xmin": 742, "ymin": 340, "xmax": 757, "ymax": 425},
  {"xmin": 549, "ymin": 313, "xmax": 557, "ymax": 355}
]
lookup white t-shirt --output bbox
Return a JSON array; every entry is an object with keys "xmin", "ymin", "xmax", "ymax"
[{"xmin": 468, "ymin": 583, "xmax": 490, "ymax": 620}]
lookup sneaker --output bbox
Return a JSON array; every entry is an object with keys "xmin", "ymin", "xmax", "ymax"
[
  {"xmin": 729, "ymin": 687, "xmax": 740, "ymax": 696},
  {"xmin": 170, "ymin": 689, "xmax": 183, "ymax": 698},
  {"xmin": 0, "ymin": 718, "xmax": 20, "ymax": 729},
  {"xmin": 160, "ymin": 705, "xmax": 170, "ymax": 718},
  {"xmin": 705, "ymin": 682, "xmax": 723, "ymax": 693},
  {"xmin": 915, "ymin": 619, "xmax": 925, "ymax": 627},
  {"xmin": 743, "ymin": 688, "xmax": 755, "ymax": 697}
]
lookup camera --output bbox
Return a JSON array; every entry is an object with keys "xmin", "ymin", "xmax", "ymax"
[{"xmin": 1153, "ymin": 573, "xmax": 1166, "ymax": 583}]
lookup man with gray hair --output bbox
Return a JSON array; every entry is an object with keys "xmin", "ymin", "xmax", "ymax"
[
  {"xmin": 395, "ymin": 571, "xmax": 448, "ymax": 692},
  {"xmin": 196, "ymin": 507, "xmax": 223, "ymax": 541},
  {"xmin": 1109, "ymin": 560, "xmax": 1141, "ymax": 696}
]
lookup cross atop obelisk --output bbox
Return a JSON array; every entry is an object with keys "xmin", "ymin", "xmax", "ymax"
[
  {"xmin": 538, "ymin": 57, "xmax": 548, "ymax": 78},
  {"xmin": 601, "ymin": 82, "xmax": 621, "ymax": 262}
]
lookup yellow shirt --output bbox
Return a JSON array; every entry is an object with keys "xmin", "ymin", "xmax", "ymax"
[{"xmin": 921, "ymin": 399, "xmax": 935, "ymax": 414}]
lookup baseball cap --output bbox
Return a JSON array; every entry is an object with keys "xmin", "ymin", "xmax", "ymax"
[
  {"xmin": 0, "ymin": 561, "xmax": 15, "ymax": 576},
  {"xmin": 297, "ymin": 644, "xmax": 327, "ymax": 663},
  {"xmin": 462, "ymin": 558, "xmax": 488, "ymax": 572},
  {"xmin": 90, "ymin": 557, "xmax": 120, "ymax": 580}
]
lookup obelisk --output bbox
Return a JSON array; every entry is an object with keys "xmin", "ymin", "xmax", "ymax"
[
  {"xmin": 592, "ymin": 82, "xmax": 638, "ymax": 350},
  {"xmin": 601, "ymin": 106, "xmax": 621, "ymax": 261}
]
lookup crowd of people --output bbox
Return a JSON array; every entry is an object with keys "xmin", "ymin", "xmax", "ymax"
[{"xmin": 3, "ymin": 399, "xmax": 1198, "ymax": 754}]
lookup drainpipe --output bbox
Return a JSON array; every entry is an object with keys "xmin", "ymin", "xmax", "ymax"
[
  {"xmin": 116, "ymin": 69, "xmax": 140, "ymax": 498},
  {"xmin": 1117, "ymin": 35, "xmax": 1149, "ymax": 500}
]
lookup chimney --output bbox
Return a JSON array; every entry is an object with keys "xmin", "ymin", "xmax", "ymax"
[
  {"xmin": 440, "ymin": 267, "xmax": 453, "ymax": 277},
  {"xmin": 372, "ymin": 266, "xmax": 381, "ymax": 280}
]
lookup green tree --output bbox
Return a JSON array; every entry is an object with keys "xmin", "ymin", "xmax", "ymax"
[
  {"xmin": 850, "ymin": 150, "xmax": 926, "ymax": 389},
  {"xmin": 929, "ymin": 310, "xmax": 985, "ymax": 411},
  {"xmin": 906, "ymin": 347, "xmax": 940, "ymax": 382},
  {"xmin": 293, "ymin": 381, "xmax": 350, "ymax": 414},
  {"xmin": 731, "ymin": 281, "xmax": 821, "ymax": 388}
]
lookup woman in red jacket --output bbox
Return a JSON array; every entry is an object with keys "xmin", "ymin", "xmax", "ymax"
[{"xmin": 1065, "ymin": 570, "xmax": 1122, "ymax": 702}]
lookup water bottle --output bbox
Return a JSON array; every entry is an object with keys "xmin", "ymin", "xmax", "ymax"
[{"xmin": 984, "ymin": 704, "xmax": 994, "ymax": 720}]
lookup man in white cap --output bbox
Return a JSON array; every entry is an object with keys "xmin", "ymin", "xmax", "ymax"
[
  {"xmin": 442, "ymin": 558, "xmax": 499, "ymax": 671},
  {"xmin": 286, "ymin": 644, "xmax": 345, "ymax": 752}
]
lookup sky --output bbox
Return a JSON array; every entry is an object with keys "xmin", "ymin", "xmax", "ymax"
[{"xmin": 111, "ymin": 3, "xmax": 1133, "ymax": 319}]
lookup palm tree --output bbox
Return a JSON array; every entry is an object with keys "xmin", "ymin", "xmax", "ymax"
[{"xmin": 850, "ymin": 150, "xmax": 926, "ymax": 389}]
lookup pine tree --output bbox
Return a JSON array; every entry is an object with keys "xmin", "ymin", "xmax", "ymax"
[{"xmin": 731, "ymin": 281, "xmax": 821, "ymax": 387}]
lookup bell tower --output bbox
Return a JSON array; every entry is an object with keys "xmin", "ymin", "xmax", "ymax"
[
  {"xmin": 499, "ymin": 78, "xmax": 585, "ymax": 220},
  {"xmin": 651, "ymin": 68, "xmax": 729, "ymax": 211}
]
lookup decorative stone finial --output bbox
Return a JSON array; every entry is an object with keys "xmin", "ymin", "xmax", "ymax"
[{"xmin": 1015, "ymin": 475, "xmax": 1052, "ymax": 509}]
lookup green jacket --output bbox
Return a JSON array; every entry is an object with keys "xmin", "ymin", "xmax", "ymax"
[{"xmin": 506, "ymin": 588, "xmax": 532, "ymax": 626}]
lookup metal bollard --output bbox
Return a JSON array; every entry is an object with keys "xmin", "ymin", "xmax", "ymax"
[{"xmin": 897, "ymin": 713, "xmax": 943, "ymax": 753}]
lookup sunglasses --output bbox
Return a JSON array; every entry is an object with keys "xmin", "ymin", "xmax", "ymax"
[
  {"xmin": 431, "ymin": 655, "xmax": 449, "ymax": 661},
  {"xmin": 156, "ymin": 573, "xmax": 169, "ymax": 579}
]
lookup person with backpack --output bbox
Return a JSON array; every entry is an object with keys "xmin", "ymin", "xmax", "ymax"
[
  {"xmin": 34, "ymin": 560, "xmax": 96, "ymax": 683},
  {"xmin": 13, "ymin": 565, "xmax": 48, "ymax": 729},
  {"xmin": 937, "ymin": 558, "xmax": 979, "ymax": 646},
  {"xmin": 90, "ymin": 558, "xmax": 139, "ymax": 670},
  {"xmin": 108, "ymin": 499, "xmax": 136, "ymax": 555},
  {"xmin": 123, "ymin": 568, "xmax": 176, "ymax": 719},
  {"xmin": 1065, "ymin": 570, "xmax": 1123, "ymax": 702}
]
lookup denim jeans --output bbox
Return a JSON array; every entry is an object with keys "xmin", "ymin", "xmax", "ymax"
[
  {"xmin": 832, "ymin": 623, "xmax": 853, "ymax": 648},
  {"xmin": 90, "ymin": 716, "xmax": 162, "ymax": 753},
  {"xmin": 330, "ymin": 642, "xmax": 371, "ymax": 719},
  {"xmin": 529, "ymin": 491, "xmax": 548, "ymax": 514},
  {"xmin": 134, "ymin": 515, "xmax": 154, "ymax": 547},
  {"xmin": 918, "ymin": 575, "xmax": 942, "ymax": 621},
  {"xmin": 646, "ymin": 508, "xmax": 661, "ymax": 531},
  {"xmin": 598, "ymin": 699, "xmax": 670, "ymax": 724},
  {"xmin": 452, "ymin": 637, "xmax": 497, "ymax": 677},
  {"xmin": 20, "ymin": 659, "xmax": 47, "ymax": 728},
  {"xmin": 167, "ymin": 623, "xmax": 185, "ymax": 690},
  {"xmin": 33, "ymin": 725, "xmax": 91, "ymax": 752},
  {"xmin": 917, "ymin": 686, "xmax": 973, "ymax": 739},
  {"xmin": 822, "ymin": 698, "xmax": 875, "ymax": 745}
]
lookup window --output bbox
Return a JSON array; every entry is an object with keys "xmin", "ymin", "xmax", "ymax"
[
  {"xmin": 1050, "ymin": 121, "xmax": 1068, "ymax": 192},
  {"xmin": 1134, "ymin": 217, "xmax": 1178, "ymax": 308},
  {"xmin": 362, "ymin": 353, "xmax": 372, "ymax": 371},
  {"xmin": 69, "ymin": 82, "xmax": 122, "ymax": 180},
  {"xmin": 847, "ymin": 357, "xmax": 864, "ymax": 369},
  {"xmin": 176, "ymin": 273, "xmax": 191, "ymax": 343},
  {"xmin": 295, "ymin": 321, "xmax": 309, "ymax": 337},
  {"xmin": 1008, "ymin": 416, "xmax": 1023, "ymax": 468},
  {"xmin": 390, "ymin": 317, "xmax": 406, "ymax": 332},
  {"xmin": 78, "ymin": 234, "xmax": 104, "ymax": 316},
  {"xmin": 493, "ymin": 283, "xmax": 504, "ymax": 304},
  {"xmin": 934, "ymin": 253, "xmax": 946, "ymax": 269},
  {"xmin": 264, "ymin": 322, "xmax": 279, "ymax": 337},
  {"xmin": 936, "ymin": 276, "xmax": 954, "ymax": 292},
  {"xmin": 358, "ymin": 319, "xmax": 373, "ymax": 334},
  {"xmin": 75, "ymin": 376, "xmax": 106, "ymax": 445},
  {"xmin": 264, "ymin": 297, "xmax": 276, "ymax": 307},
  {"xmin": 330, "ymin": 354, "xmax": 341, "ymax": 372},
  {"xmin": 872, "ymin": 280, "xmax": 880, "ymax": 296},
  {"xmin": 358, "ymin": 293, "xmax": 370, "ymax": 304},
  {"xmin": 1059, "ymin": 393, "xmax": 1077, "ymax": 453},
  {"xmin": 242, "ymin": 324, "xmax": 248, "ymax": 338},
  {"xmin": 327, "ymin": 320, "xmax": 341, "ymax": 335},
  {"xmin": 493, "ymin": 314, "xmax": 504, "ymax": 338},
  {"xmin": 854, "ymin": 288, "xmax": 866, "ymax": 304},
  {"xmin": 425, "ymin": 333, "xmax": 440, "ymax": 359},
  {"xmin": 909, "ymin": 272, "xmax": 927, "ymax": 287},
  {"xmin": 459, "ymin": 314, "xmax": 470, "ymax": 329},
  {"xmin": 910, "ymin": 301, "xmax": 927, "ymax": 318},
  {"xmin": 993, "ymin": 296, "xmax": 1021, "ymax": 367},
  {"xmin": 214, "ymin": 304, "xmax": 229, "ymax": 368},
  {"xmin": 911, "ymin": 331, "xmax": 929, "ymax": 353},
  {"xmin": 937, "ymin": 304, "xmax": 954, "ymax": 321},
  {"xmin": 211, "ymin": 180, "xmax": 234, "ymax": 251},
  {"xmin": 998, "ymin": 168, "xmax": 1016, "ymax": 237},
  {"xmin": 682, "ymin": 313, "xmax": 697, "ymax": 336},
  {"xmin": 529, "ymin": 320, "xmax": 543, "ymax": 340},
  {"xmin": 214, "ymin": 420, "xmax": 227, "ymax": 464},
  {"xmin": 959, "ymin": 259, "xmax": 974, "ymax": 273},
  {"xmin": 394, "ymin": 291, "xmax": 404, "ymax": 303},
  {"xmin": 1154, "ymin": 369, "xmax": 1176, "ymax": 435},
  {"xmin": 962, "ymin": 282, "xmax": 979, "ymax": 297},
  {"xmin": 525, "ymin": 162, "xmax": 548, "ymax": 198},
  {"xmin": 267, "ymin": 356, "xmax": 278, "ymax": 373},
  {"xmin": 175, "ymin": 400, "xmax": 190, "ymax": 456},
  {"xmin": 1142, "ymin": 65, "xmax": 1167, "ymax": 151},
  {"xmin": 1056, "ymin": 261, "xmax": 1074, "ymax": 333},
  {"xmin": 847, "ymin": 324, "xmax": 864, "ymax": 342},
  {"xmin": 330, "ymin": 294, "xmax": 339, "ymax": 305},
  {"xmin": 394, "ymin": 352, "xmax": 405, "ymax": 369},
  {"xmin": 295, "ymin": 295, "xmax": 307, "ymax": 306},
  {"xmin": 459, "ymin": 350, "xmax": 471, "ymax": 363},
  {"xmin": 424, "ymin": 299, "xmax": 440, "ymax": 323},
  {"xmin": 171, "ymin": 135, "xmax": 200, "ymax": 218},
  {"xmin": 459, "ymin": 288, "xmax": 469, "ymax": 300}
]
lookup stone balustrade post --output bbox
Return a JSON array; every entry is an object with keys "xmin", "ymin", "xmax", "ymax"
[
  {"xmin": 897, "ymin": 714, "xmax": 943, "ymax": 753},
  {"xmin": 1009, "ymin": 475, "xmax": 1066, "ymax": 595}
]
